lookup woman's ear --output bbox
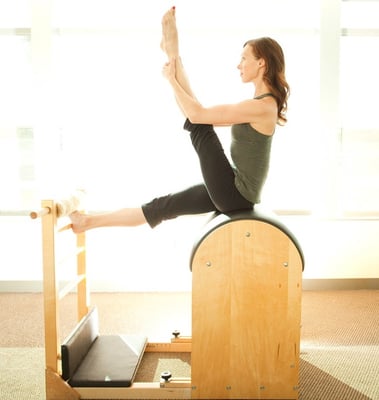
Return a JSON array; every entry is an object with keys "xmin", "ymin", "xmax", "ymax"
[{"xmin": 258, "ymin": 58, "xmax": 266, "ymax": 67}]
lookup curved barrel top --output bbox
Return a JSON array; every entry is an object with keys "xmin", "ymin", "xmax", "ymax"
[{"xmin": 190, "ymin": 208, "xmax": 305, "ymax": 271}]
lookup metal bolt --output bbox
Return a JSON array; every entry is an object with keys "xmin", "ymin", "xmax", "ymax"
[
  {"xmin": 283, "ymin": 262, "xmax": 289, "ymax": 267},
  {"xmin": 260, "ymin": 386, "xmax": 266, "ymax": 390},
  {"xmin": 226, "ymin": 385, "xmax": 232, "ymax": 391},
  {"xmin": 206, "ymin": 261, "xmax": 212, "ymax": 267},
  {"xmin": 245, "ymin": 232, "xmax": 251, "ymax": 237}
]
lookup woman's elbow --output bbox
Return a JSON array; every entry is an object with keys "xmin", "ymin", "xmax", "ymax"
[
  {"xmin": 187, "ymin": 115, "xmax": 201, "ymax": 124},
  {"xmin": 186, "ymin": 108, "xmax": 207, "ymax": 124}
]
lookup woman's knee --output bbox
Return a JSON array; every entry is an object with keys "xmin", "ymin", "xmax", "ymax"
[{"xmin": 183, "ymin": 118, "xmax": 213, "ymax": 133}]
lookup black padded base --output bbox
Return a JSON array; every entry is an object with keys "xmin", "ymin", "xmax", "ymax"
[
  {"xmin": 61, "ymin": 307, "xmax": 147, "ymax": 388},
  {"xmin": 69, "ymin": 334, "xmax": 147, "ymax": 387}
]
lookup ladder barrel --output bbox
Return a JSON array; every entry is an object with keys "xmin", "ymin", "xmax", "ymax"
[{"xmin": 190, "ymin": 209, "xmax": 304, "ymax": 400}]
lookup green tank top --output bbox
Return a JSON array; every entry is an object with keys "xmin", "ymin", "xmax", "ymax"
[{"xmin": 231, "ymin": 123, "xmax": 273, "ymax": 204}]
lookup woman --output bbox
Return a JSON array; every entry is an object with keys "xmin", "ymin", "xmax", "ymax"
[{"xmin": 70, "ymin": 7, "xmax": 289, "ymax": 233}]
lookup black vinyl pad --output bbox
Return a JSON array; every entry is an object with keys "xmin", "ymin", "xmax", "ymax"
[
  {"xmin": 61, "ymin": 307, "xmax": 147, "ymax": 387},
  {"xmin": 69, "ymin": 334, "xmax": 147, "ymax": 387},
  {"xmin": 61, "ymin": 307, "xmax": 99, "ymax": 381}
]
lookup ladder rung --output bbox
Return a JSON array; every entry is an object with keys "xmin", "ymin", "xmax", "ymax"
[
  {"xmin": 57, "ymin": 222, "xmax": 73, "ymax": 233},
  {"xmin": 59, "ymin": 274, "xmax": 86, "ymax": 300},
  {"xmin": 57, "ymin": 246, "xmax": 85, "ymax": 267}
]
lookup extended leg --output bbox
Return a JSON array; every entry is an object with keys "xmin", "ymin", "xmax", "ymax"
[
  {"xmin": 70, "ymin": 184, "xmax": 217, "ymax": 232},
  {"xmin": 161, "ymin": 8, "xmax": 198, "ymax": 106},
  {"xmin": 70, "ymin": 207, "xmax": 147, "ymax": 233},
  {"xmin": 142, "ymin": 184, "xmax": 217, "ymax": 228}
]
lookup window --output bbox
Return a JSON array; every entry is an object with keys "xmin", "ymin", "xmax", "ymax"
[
  {"xmin": 0, "ymin": 33, "xmax": 33, "ymax": 211},
  {"xmin": 0, "ymin": 0, "xmax": 378, "ymax": 219},
  {"xmin": 339, "ymin": 1, "xmax": 379, "ymax": 216}
]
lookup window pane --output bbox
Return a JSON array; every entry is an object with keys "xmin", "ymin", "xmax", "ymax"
[
  {"xmin": 0, "ymin": 35, "xmax": 34, "ymax": 211},
  {"xmin": 340, "ymin": 37, "xmax": 379, "ymax": 129},
  {"xmin": 340, "ymin": 36, "xmax": 379, "ymax": 214},
  {"xmin": 0, "ymin": 36, "xmax": 32, "ymax": 124},
  {"xmin": 0, "ymin": 0, "xmax": 31, "ymax": 27},
  {"xmin": 340, "ymin": 129, "xmax": 379, "ymax": 214},
  {"xmin": 341, "ymin": 1, "xmax": 379, "ymax": 29}
]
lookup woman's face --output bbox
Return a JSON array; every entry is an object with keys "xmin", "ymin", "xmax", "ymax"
[{"xmin": 237, "ymin": 45, "xmax": 264, "ymax": 83}]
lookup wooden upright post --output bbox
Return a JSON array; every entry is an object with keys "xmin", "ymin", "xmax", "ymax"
[
  {"xmin": 38, "ymin": 198, "xmax": 88, "ymax": 399},
  {"xmin": 76, "ymin": 230, "xmax": 88, "ymax": 321},
  {"xmin": 41, "ymin": 200, "xmax": 61, "ymax": 375}
]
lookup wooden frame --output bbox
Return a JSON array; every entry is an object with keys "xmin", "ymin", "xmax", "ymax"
[{"xmin": 33, "ymin": 200, "xmax": 303, "ymax": 399}]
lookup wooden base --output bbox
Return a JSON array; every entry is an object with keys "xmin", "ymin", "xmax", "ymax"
[
  {"xmin": 145, "ymin": 339, "xmax": 191, "ymax": 353},
  {"xmin": 75, "ymin": 385, "xmax": 191, "ymax": 400},
  {"xmin": 46, "ymin": 337, "xmax": 300, "ymax": 399},
  {"xmin": 46, "ymin": 368, "xmax": 80, "ymax": 400}
]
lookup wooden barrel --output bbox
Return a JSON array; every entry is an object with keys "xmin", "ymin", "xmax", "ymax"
[{"xmin": 190, "ymin": 209, "xmax": 304, "ymax": 400}]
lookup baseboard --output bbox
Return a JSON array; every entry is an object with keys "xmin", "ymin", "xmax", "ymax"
[
  {"xmin": 302, "ymin": 278, "xmax": 379, "ymax": 290},
  {"xmin": 0, "ymin": 281, "xmax": 43, "ymax": 292},
  {"xmin": 0, "ymin": 279, "xmax": 378, "ymax": 293}
]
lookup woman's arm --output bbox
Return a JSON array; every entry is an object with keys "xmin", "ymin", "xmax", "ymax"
[
  {"xmin": 164, "ymin": 58, "xmax": 271, "ymax": 127},
  {"xmin": 171, "ymin": 57, "xmax": 200, "ymax": 117},
  {"xmin": 161, "ymin": 7, "xmax": 276, "ymax": 129}
]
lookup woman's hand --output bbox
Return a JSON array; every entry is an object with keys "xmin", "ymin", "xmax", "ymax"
[{"xmin": 162, "ymin": 57, "xmax": 176, "ymax": 82}]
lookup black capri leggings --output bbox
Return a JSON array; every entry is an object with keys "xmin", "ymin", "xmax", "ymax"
[{"xmin": 142, "ymin": 119, "xmax": 253, "ymax": 228}]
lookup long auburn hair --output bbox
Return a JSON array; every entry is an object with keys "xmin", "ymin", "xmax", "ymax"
[{"xmin": 244, "ymin": 37, "xmax": 290, "ymax": 126}]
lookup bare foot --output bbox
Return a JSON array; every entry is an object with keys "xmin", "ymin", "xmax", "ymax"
[
  {"xmin": 161, "ymin": 7, "xmax": 179, "ymax": 58},
  {"xmin": 69, "ymin": 211, "xmax": 89, "ymax": 234}
]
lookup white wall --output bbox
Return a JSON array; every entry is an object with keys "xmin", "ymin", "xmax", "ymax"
[
  {"xmin": 1, "ymin": 214, "xmax": 378, "ymax": 292},
  {"xmin": 282, "ymin": 216, "xmax": 379, "ymax": 280}
]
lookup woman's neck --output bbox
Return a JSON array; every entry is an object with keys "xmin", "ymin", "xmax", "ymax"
[{"xmin": 253, "ymin": 81, "xmax": 270, "ymax": 98}]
